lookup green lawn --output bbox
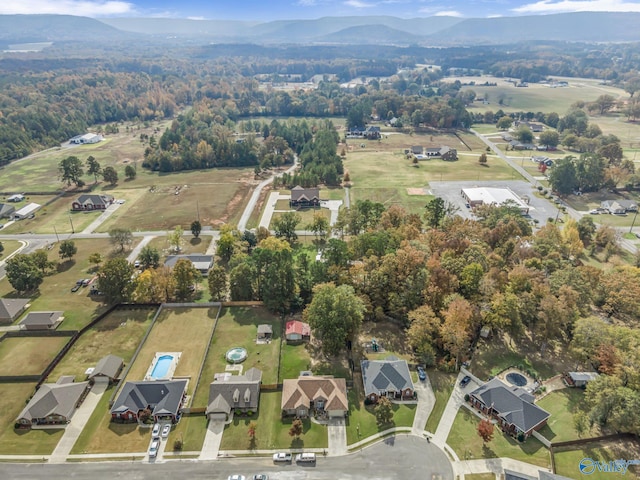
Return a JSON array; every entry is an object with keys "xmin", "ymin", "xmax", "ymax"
[
  {"xmin": 219, "ymin": 391, "xmax": 328, "ymax": 450},
  {"xmin": 48, "ymin": 307, "xmax": 156, "ymax": 381},
  {"xmin": 465, "ymin": 474, "xmax": 497, "ymax": 480},
  {"xmin": 537, "ymin": 389, "xmax": 590, "ymax": 443},
  {"xmin": 0, "ymin": 382, "xmax": 64, "ymax": 455},
  {"xmin": 553, "ymin": 438, "xmax": 640, "ymax": 480},
  {"xmin": 345, "ymin": 387, "xmax": 416, "ymax": 446},
  {"xmin": 192, "ymin": 306, "xmax": 281, "ymax": 408},
  {"xmin": 447, "ymin": 408, "xmax": 550, "ymax": 468},
  {"xmin": 424, "ymin": 370, "xmax": 456, "ymax": 434},
  {"xmin": 279, "ymin": 343, "xmax": 312, "ymax": 382},
  {"xmin": 166, "ymin": 414, "xmax": 207, "ymax": 452},
  {"xmin": 0, "ymin": 240, "xmax": 24, "ymax": 259},
  {"xmin": 70, "ymin": 385, "xmax": 150, "ymax": 454}
]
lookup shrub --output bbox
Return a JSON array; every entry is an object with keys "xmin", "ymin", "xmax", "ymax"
[
  {"xmin": 464, "ymin": 394, "xmax": 470, "ymax": 402},
  {"xmin": 247, "ymin": 411, "xmax": 254, "ymax": 416},
  {"xmin": 364, "ymin": 397, "xmax": 373, "ymax": 406},
  {"xmin": 173, "ymin": 439, "xmax": 183, "ymax": 451},
  {"xmin": 537, "ymin": 186, "xmax": 543, "ymax": 191},
  {"xmin": 517, "ymin": 432, "xmax": 525, "ymax": 443}
]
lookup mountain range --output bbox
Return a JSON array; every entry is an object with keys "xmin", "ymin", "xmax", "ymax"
[{"xmin": 1, "ymin": 12, "xmax": 640, "ymax": 47}]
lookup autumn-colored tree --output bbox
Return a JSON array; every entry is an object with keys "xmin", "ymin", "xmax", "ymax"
[
  {"xmin": 440, "ymin": 297, "xmax": 474, "ymax": 369},
  {"xmin": 407, "ymin": 305, "xmax": 440, "ymax": 366},
  {"xmin": 289, "ymin": 418, "xmax": 303, "ymax": 439},
  {"xmin": 477, "ymin": 419, "xmax": 495, "ymax": 443},
  {"xmin": 596, "ymin": 343, "xmax": 621, "ymax": 375},
  {"xmin": 248, "ymin": 421, "xmax": 257, "ymax": 439}
]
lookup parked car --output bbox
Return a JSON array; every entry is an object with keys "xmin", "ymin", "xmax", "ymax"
[
  {"xmin": 589, "ymin": 209, "xmax": 600, "ymax": 215},
  {"xmin": 273, "ymin": 452, "xmax": 292, "ymax": 463},
  {"xmin": 460, "ymin": 376, "xmax": 471, "ymax": 388},
  {"xmin": 149, "ymin": 438, "xmax": 160, "ymax": 458},
  {"xmin": 134, "ymin": 260, "xmax": 141, "ymax": 268},
  {"xmin": 75, "ymin": 279, "xmax": 84, "ymax": 285},
  {"xmin": 417, "ymin": 366, "xmax": 427, "ymax": 381},
  {"xmin": 161, "ymin": 424, "xmax": 170, "ymax": 438},
  {"xmin": 252, "ymin": 475, "xmax": 269, "ymax": 480},
  {"xmin": 81, "ymin": 278, "xmax": 91, "ymax": 287},
  {"xmin": 71, "ymin": 284, "xmax": 81, "ymax": 292},
  {"xmin": 295, "ymin": 453, "xmax": 316, "ymax": 464},
  {"xmin": 635, "ymin": 233, "xmax": 640, "ymax": 239},
  {"xmin": 152, "ymin": 423, "xmax": 160, "ymax": 437},
  {"xmin": 227, "ymin": 476, "xmax": 246, "ymax": 480}
]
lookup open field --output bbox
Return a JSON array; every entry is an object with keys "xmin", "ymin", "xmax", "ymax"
[
  {"xmin": 124, "ymin": 306, "xmax": 218, "ymax": 395},
  {"xmin": 1, "ymin": 195, "xmax": 102, "ymax": 235},
  {"xmin": 471, "ymin": 334, "xmax": 577, "ymax": 381},
  {"xmin": 70, "ymin": 385, "xmax": 150, "ymax": 454},
  {"xmin": 553, "ymin": 437, "xmax": 640, "ymax": 480},
  {"xmin": 219, "ymin": 391, "xmax": 328, "ymax": 450},
  {"xmin": 447, "ymin": 408, "xmax": 550, "ymax": 468},
  {"xmin": 0, "ymin": 238, "xmax": 133, "ymax": 331},
  {"xmin": 48, "ymin": 307, "xmax": 156, "ymax": 381},
  {"xmin": 0, "ymin": 382, "xmax": 64, "ymax": 454},
  {"xmin": 345, "ymin": 381, "xmax": 416, "ymax": 445},
  {"xmin": 0, "ymin": 240, "xmax": 24, "ymax": 259},
  {"xmin": 425, "ymin": 370, "xmax": 456, "ymax": 434},
  {"xmin": 193, "ymin": 306, "xmax": 281, "ymax": 408},
  {"xmin": 537, "ymin": 389, "xmax": 590, "ymax": 443},
  {"xmin": 0, "ymin": 336, "xmax": 70, "ymax": 376}
]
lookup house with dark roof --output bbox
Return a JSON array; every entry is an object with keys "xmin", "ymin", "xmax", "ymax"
[
  {"xmin": 0, "ymin": 203, "xmax": 16, "ymax": 219},
  {"xmin": 164, "ymin": 254, "xmax": 213, "ymax": 275},
  {"xmin": 564, "ymin": 371, "xmax": 599, "ymax": 388},
  {"xmin": 205, "ymin": 368, "xmax": 262, "ymax": 421},
  {"xmin": 110, "ymin": 379, "xmax": 187, "ymax": 424},
  {"xmin": 425, "ymin": 146, "xmax": 458, "ymax": 160},
  {"xmin": 361, "ymin": 357, "xmax": 415, "ymax": 403},
  {"xmin": 0, "ymin": 298, "xmax": 30, "ymax": 323},
  {"xmin": 600, "ymin": 200, "xmax": 627, "ymax": 215},
  {"xmin": 89, "ymin": 354, "xmax": 124, "ymax": 384},
  {"xmin": 19, "ymin": 311, "xmax": 63, "ymax": 330},
  {"xmin": 469, "ymin": 377, "xmax": 550, "ymax": 438},
  {"xmin": 285, "ymin": 320, "xmax": 311, "ymax": 343},
  {"xmin": 364, "ymin": 126, "xmax": 381, "ymax": 139},
  {"xmin": 16, "ymin": 380, "xmax": 90, "ymax": 428},
  {"xmin": 281, "ymin": 375, "xmax": 348, "ymax": 418},
  {"xmin": 71, "ymin": 194, "xmax": 115, "ymax": 211},
  {"xmin": 290, "ymin": 186, "xmax": 320, "ymax": 208}
]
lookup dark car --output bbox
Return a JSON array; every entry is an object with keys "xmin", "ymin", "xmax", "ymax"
[
  {"xmin": 460, "ymin": 375, "xmax": 471, "ymax": 388},
  {"xmin": 71, "ymin": 284, "xmax": 81, "ymax": 292},
  {"xmin": 417, "ymin": 366, "xmax": 427, "ymax": 381}
]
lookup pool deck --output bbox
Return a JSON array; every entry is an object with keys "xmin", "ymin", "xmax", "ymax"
[
  {"xmin": 496, "ymin": 367, "xmax": 539, "ymax": 393},
  {"xmin": 144, "ymin": 351, "xmax": 182, "ymax": 381}
]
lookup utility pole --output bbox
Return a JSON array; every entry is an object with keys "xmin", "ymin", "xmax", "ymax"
[
  {"xmin": 53, "ymin": 225, "xmax": 60, "ymax": 243},
  {"xmin": 630, "ymin": 209, "xmax": 639, "ymax": 234},
  {"xmin": 68, "ymin": 215, "xmax": 75, "ymax": 234}
]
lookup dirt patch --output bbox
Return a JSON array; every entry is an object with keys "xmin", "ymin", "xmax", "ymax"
[
  {"xmin": 213, "ymin": 183, "xmax": 251, "ymax": 226},
  {"xmin": 406, "ymin": 187, "xmax": 427, "ymax": 195},
  {"xmin": 357, "ymin": 321, "xmax": 412, "ymax": 359}
]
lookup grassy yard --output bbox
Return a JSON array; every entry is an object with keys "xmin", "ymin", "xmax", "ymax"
[
  {"xmin": 124, "ymin": 306, "xmax": 218, "ymax": 396},
  {"xmin": 0, "ymin": 336, "xmax": 71, "ymax": 376},
  {"xmin": 553, "ymin": 438, "xmax": 640, "ymax": 480},
  {"xmin": 447, "ymin": 408, "xmax": 550, "ymax": 468},
  {"xmin": 166, "ymin": 414, "xmax": 207, "ymax": 452},
  {"xmin": 70, "ymin": 385, "xmax": 150, "ymax": 454},
  {"xmin": 470, "ymin": 335, "xmax": 575, "ymax": 381},
  {"xmin": 144, "ymin": 235, "xmax": 212, "ymax": 259},
  {"xmin": 0, "ymin": 382, "xmax": 65, "ymax": 455},
  {"xmin": 271, "ymin": 207, "xmax": 331, "ymax": 229},
  {"xmin": 279, "ymin": 343, "xmax": 312, "ymax": 382},
  {"xmin": 48, "ymin": 307, "xmax": 156, "ymax": 381},
  {"xmin": 424, "ymin": 370, "xmax": 456, "ymax": 434},
  {"xmin": 0, "ymin": 238, "xmax": 134, "ymax": 332},
  {"xmin": 219, "ymin": 391, "xmax": 328, "ymax": 450},
  {"xmin": 345, "ymin": 386, "xmax": 416, "ymax": 446},
  {"xmin": 465, "ymin": 475, "xmax": 497, "ymax": 480},
  {"xmin": 191, "ymin": 306, "xmax": 281, "ymax": 408},
  {"xmin": 0, "ymin": 240, "xmax": 24, "ymax": 259},
  {"xmin": 537, "ymin": 389, "xmax": 590, "ymax": 443}
]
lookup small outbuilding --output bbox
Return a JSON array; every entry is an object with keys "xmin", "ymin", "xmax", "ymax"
[
  {"xmin": 19, "ymin": 311, "xmax": 63, "ymax": 330},
  {"xmin": 164, "ymin": 254, "xmax": 214, "ymax": 275},
  {"xmin": 88, "ymin": 354, "xmax": 124, "ymax": 384},
  {"xmin": 285, "ymin": 320, "xmax": 311, "ymax": 343},
  {"xmin": 13, "ymin": 202, "xmax": 41, "ymax": 220},
  {"xmin": 565, "ymin": 371, "xmax": 599, "ymax": 388},
  {"xmin": 0, "ymin": 298, "xmax": 30, "ymax": 324},
  {"xmin": 257, "ymin": 324, "xmax": 273, "ymax": 342}
]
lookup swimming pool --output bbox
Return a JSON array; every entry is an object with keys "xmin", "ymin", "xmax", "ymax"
[
  {"xmin": 144, "ymin": 352, "xmax": 181, "ymax": 381},
  {"xmin": 150, "ymin": 355, "xmax": 174, "ymax": 379},
  {"xmin": 226, "ymin": 347, "xmax": 248, "ymax": 364}
]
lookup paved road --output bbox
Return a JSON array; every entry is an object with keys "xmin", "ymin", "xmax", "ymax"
[
  {"xmin": 0, "ymin": 435, "xmax": 454, "ymax": 480},
  {"xmin": 81, "ymin": 202, "xmax": 122, "ymax": 234}
]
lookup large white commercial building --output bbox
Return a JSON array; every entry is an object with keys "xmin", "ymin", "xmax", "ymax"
[{"xmin": 461, "ymin": 187, "xmax": 529, "ymax": 214}]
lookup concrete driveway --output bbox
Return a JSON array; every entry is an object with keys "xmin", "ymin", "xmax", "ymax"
[
  {"xmin": 411, "ymin": 375, "xmax": 436, "ymax": 435},
  {"xmin": 49, "ymin": 381, "xmax": 108, "ymax": 463},
  {"xmin": 199, "ymin": 418, "xmax": 225, "ymax": 460},
  {"xmin": 432, "ymin": 371, "xmax": 480, "ymax": 449},
  {"xmin": 327, "ymin": 417, "xmax": 347, "ymax": 456}
]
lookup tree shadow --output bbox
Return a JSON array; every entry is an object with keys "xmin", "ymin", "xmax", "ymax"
[
  {"xmin": 482, "ymin": 443, "xmax": 495, "ymax": 457},
  {"xmin": 190, "ymin": 237, "xmax": 202, "ymax": 246},
  {"xmin": 57, "ymin": 259, "xmax": 76, "ymax": 273},
  {"xmin": 290, "ymin": 437, "xmax": 303, "ymax": 449}
]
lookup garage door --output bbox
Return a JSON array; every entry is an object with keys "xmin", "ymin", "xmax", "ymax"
[{"xmin": 208, "ymin": 413, "xmax": 226, "ymax": 422}]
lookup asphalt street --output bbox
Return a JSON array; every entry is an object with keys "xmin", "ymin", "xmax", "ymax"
[{"xmin": 0, "ymin": 435, "xmax": 452, "ymax": 480}]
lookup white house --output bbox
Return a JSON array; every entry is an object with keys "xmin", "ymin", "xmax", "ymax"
[
  {"xmin": 13, "ymin": 202, "xmax": 41, "ymax": 220},
  {"xmin": 70, "ymin": 133, "xmax": 103, "ymax": 145}
]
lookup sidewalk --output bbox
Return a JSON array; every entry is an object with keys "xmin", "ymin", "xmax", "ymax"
[{"xmin": 49, "ymin": 381, "xmax": 108, "ymax": 463}]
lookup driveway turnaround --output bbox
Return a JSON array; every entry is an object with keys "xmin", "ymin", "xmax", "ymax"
[
  {"xmin": 199, "ymin": 418, "xmax": 225, "ymax": 461},
  {"xmin": 411, "ymin": 375, "xmax": 436, "ymax": 435},
  {"xmin": 48, "ymin": 381, "xmax": 108, "ymax": 463},
  {"xmin": 327, "ymin": 417, "xmax": 347, "ymax": 456}
]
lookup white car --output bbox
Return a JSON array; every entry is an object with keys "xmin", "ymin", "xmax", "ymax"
[
  {"xmin": 273, "ymin": 452, "xmax": 292, "ymax": 463},
  {"xmin": 149, "ymin": 438, "xmax": 160, "ymax": 458},
  {"xmin": 228, "ymin": 476, "xmax": 246, "ymax": 480},
  {"xmin": 161, "ymin": 424, "xmax": 171, "ymax": 438},
  {"xmin": 152, "ymin": 423, "xmax": 160, "ymax": 436},
  {"xmin": 589, "ymin": 209, "xmax": 600, "ymax": 215}
]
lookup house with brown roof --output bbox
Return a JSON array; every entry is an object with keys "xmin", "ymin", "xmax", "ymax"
[
  {"xmin": 205, "ymin": 368, "xmax": 262, "ymax": 421},
  {"xmin": 88, "ymin": 354, "xmax": 124, "ymax": 384},
  {"xmin": 285, "ymin": 320, "xmax": 311, "ymax": 343},
  {"xmin": 290, "ymin": 186, "xmax": 320, "ymax": 208},
  {"xmin": 16, "ymin": 379, "xmax": 90, "ymax": 428},
  {"xmin": 281, "ymin": 375, "xmax": 348, "ymax": 418},
  {"xmin": 0, "ymin": 298, "xmax": 30, "ymax": 324},
  {"xmin": 19, "ymin": 311, "xmax": 63, "ymax": 330}
]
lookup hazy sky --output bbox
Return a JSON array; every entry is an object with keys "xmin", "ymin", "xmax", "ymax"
[{"xmin": 1, "ymin": 0, "xmax": 640, "ymax": 21}]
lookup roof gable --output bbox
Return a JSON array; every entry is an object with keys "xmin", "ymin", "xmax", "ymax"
[
  {"xmin": 111, "ymin": 380, "xmax": 187, "ymax": 417},
  {"xmin": 361, "ymin": 359, "xmax": 414, "ymax": 395},
  {"xmin": 206, "ymin": 369, "xmax": 262, "ymax": 414},
  {"xmin": 18, "ymin": 382, "xmax": 88, "ymax": 421},
  {"xmin": 0, "ymin": 298, "xmax": 29, "ymax": 320},
  {"xmin": 91, "ymin": 354, "xmax": 124, "ymax": 379},
  {"xmin": 281, "ymin": 376, "xmax": 347, "ymax": 412}
]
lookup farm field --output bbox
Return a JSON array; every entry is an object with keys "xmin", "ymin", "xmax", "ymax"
[
  {"xmin": 0, "ymin": 382, "xmax": 64, "ymax": 454},
  {"xmin": 123, "ymin": 306, "xmax": 218, "ymax": 395},
  {"xmin": 0, "ymin": 336, "xmax": 70, "ymax": 376},
  {"xmin": 0, "ymin": 238, "xmax": 133, "ymax": 331},
  {"xmin": 193, "ymin": 306, "xmax": 281, "ymax": 408},
  {"xmin": 48, "ymin": 307, "xmax": 156, "ymax": 381}
]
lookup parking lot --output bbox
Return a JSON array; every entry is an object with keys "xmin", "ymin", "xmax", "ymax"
[{"xmin": 428, "ymin": 180, "xmax": 562, "ymax": 226}]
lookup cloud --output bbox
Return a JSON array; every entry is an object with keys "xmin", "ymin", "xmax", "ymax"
[
  {"xmin": 434, "ymin": 10, "xmax": 464, "ymax": 16},
  {"xmin": 186, "ymin": 16, "xmax": 207, "ymax": 20},
  {"xmin": 296, "ymin": 0, "xmax": 319, "ymax": 5},
  {"xmin": 343, "ymin": 0, "xmax": 375, "ymax": 7},
  {"xmin": 0, "ymin": 0, "xmax": 134, "ymax": 16},
  {"xmin": 513, "ymin": 0, "xmax": 640, "ymax": 14}
]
